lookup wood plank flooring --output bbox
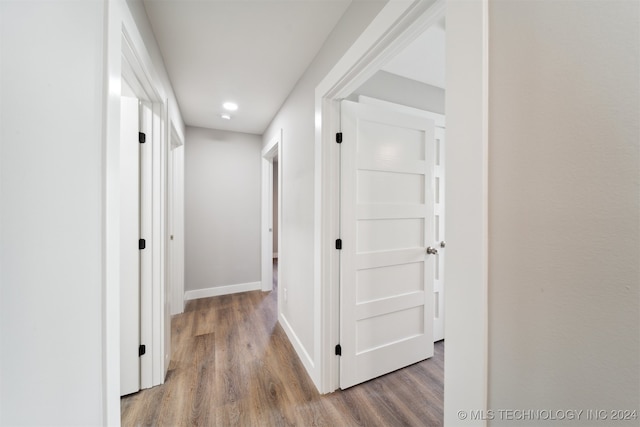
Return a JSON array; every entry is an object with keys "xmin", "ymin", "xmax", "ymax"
[{"xmin": 121, "ymin": 263, "xmax": 444, "ymax": 426}]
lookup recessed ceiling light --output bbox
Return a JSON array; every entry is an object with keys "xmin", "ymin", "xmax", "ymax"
[
  {"xmin": 223, "ymin": 102, "xmax": 238, "ymax": 111},
  {"xmin": 220, "ymin": 113, "xmax": 231, "ymax": 120}
]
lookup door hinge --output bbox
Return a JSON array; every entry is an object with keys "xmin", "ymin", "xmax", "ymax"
[
  {"xmin": 336, "ymin": 132, "xmax": 342, "ymax": 144},
  {"xmin": 139, "ymin": 238, "xmax": 146, "ymax": 250},
  {"xmin": 335, "ymin": 238, "xmax": 342, "ymax": 250},
  {"xmin": 139, "ymin": 132, "xmax": 146, "ymax": 143},
  {"xmin": 335, "ymin": 344, "xmax": 342, "ymax": 356},
  {"xmin": 139, "ymin": 344, "xmax": 146, "ymax": 357}
]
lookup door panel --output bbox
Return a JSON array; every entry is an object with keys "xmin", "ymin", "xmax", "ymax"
[
  {"xmin": 357, "ymin": 262, "xmax": 424, "ymax": 302},
  {"xmin": 357, "ymin": 170, "xmax": 424, "ymax": 204},
  {"xmin": 120, "ymin": 96, "xmax": 140, "ymax": 396},
  {"xmin": 357, "ymin": 218, "xmax": 424, "ymax": 252},
  {"xmin": 339, "ymin": 100, "xmax": 436, "ymax": 389}
]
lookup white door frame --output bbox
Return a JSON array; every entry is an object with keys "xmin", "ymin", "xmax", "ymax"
[
  {"xmin": 164, "ymin": 122, "xmax": 184, "ymax": 378},
  {"xmin": 314, "ymin": 0, "xmax": 488, "ymax": 424},
  {"xmin": 104, "ymin": 1, "xmax": 171, "ymax": 423},
  {"xmin": 121, "ymin": 33, "xmax": 168, "ymax": 391},
  {"xmin": 261, "ymin": 131, "xmax": 282, "ymax": 292},
  {"xmin": 119, "ymin": 96, "xmax": 141, "ymax": 396},
  {"xmin": 169, "ymin": 123, "xmax": 185, "ymax": 316}
]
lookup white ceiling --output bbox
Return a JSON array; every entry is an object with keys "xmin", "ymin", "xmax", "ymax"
[
  {"xmin": 381, "ymin": 21, "xmax": 446, "ymax": 89},
  {"xmin": 143, "ymin": 0, "xmax": 352, "ymax": 135}
]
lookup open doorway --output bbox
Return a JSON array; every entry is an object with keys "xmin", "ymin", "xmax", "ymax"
[
  {"xmin": 329, "ymin": 10, "xmax": 446, "ymax": 390},
  {"xmin": 119, "ymin": 84, "xmax": 141, "ymax": 396},
  {"xmin": 315, "ymin": 0, "xmax": 488, "ymax": 421},
  {"xmin": 119, "ymin": 74, "xmax": 158, "ymax": 396},
  {"xmin": 261, "ymin": 131, "xmax": 282, "ymax": 295},
  {"xmin": 118, "ymin": 30, "xmax": 171, "ymax": 397},
  {"xmin": 168, "ymin": 124, "xmax": 185, "ymax": 319}
]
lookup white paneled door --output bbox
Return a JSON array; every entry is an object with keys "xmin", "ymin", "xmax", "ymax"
[
  {"xmin": 120, "ymin": 96, "xmax": 140, "ymax": 396},
  {"xmin": 357, "ymin": 96, "xmax": 447, "ymax": 342},
  {"xmin": 432, "ymin": 126, "xmax": 445, "ymax": 342},
  {"xmin": 339, "ymin": 100, "xmax": 436, "ymax": 389}
]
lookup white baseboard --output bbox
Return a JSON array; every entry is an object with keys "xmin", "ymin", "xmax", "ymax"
[
  {"xmin": 184, "ymin": 281, "xmax": 261, "ymax": 301},
  {"xmin": 278, "ymin": 312, "xmax": 315, "ymax": 379}
]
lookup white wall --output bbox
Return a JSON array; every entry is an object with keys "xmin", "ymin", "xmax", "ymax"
[
  {"xmin": 1, "ymin": 0, "xmax": 185, "ymax": 424},
  {"xmin": 488, "ymin": 0, "xmax": 639, "ymax": 423},
  {"xmin": 263, "ymin": 0, "xmax": 387, "ymax": 376},
  {"xmin": 185, "ymin": 127, "xmax": 262, "ymax": 295},
  {"xmin": 353, "ymin": 70, "xmax": 445, "ymax": 114},
  {"xmin": 0, "ymin": 1, "xmax": 106, "ymax": 424}
]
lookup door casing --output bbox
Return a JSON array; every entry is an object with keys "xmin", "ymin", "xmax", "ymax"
[
  {"xmin": 122, "ymin": 46, "xmax": 167, "ymax": 391},
  {"xmin": 314, "ymin": 0, "xmax": 489, "ymax": 425},
  {"xmin": 105, "ymin": 2, "xmax": 173, "ymax": 421},
  {"xmin": 168, "ymin": 124, "xmax": 185, "ymax": 317},
  {"xmin": 119, "ymin": 96, "xmax": 141, "ymax": 396},
  {"xmin": 261, "ymin": 131, "xmax": 282, "ymax": 292}
]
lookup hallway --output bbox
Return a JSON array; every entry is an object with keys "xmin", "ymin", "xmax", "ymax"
[{"xmin": 121, "ymin": 263, "xmax": 444, "ymax": 426}]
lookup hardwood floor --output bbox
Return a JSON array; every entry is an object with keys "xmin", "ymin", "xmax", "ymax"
[{"xmin": 121, "ymin": 263, "xmax": 444, "ymax": 426}]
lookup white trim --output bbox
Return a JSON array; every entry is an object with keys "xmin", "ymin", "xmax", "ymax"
[
  {"xmin": 357, "ymin": 95, "xmax": 446, "ymax": 128},
  {"xmin": 279, "ymin": 312, "xmax": 315, "ymax": 375},
  {"xmin": 262, "ymin": 130, "xmax": 280, "ymax": 157},
  {"xmin": 121, "ymin": 47, "xmax": 167, "ymax": 391},
  {"xmin": 170, "ymin": 122, "xmax": 184, "ymax": 149},
  {"xmin": 261, "ymin": 131, "xmax": 282, "ymax": 292},
  {"xmin": 154, "ymin": 99, "xmax": 169, "ymax": 385},
  {"xmin": 122, "ymin": 36, "xmax": 168, "ymax": 394},
  {"xmin": 104, "ymin": 1, "xmax": 125, "ymax": 423},
  {"xmin": 316, "ymin": 1, "xmax": 446, "ymax": 100},
  {"xmin": 105, "ymin": 0, "xmax": 173, "ymax": 421},
  {"xmin": 442, "ymin": 1, "xmax": 489, "ymax": 424},
  {"xmin": 184, "ymin": 282, "xmax": 262, "ymax": 301},
  {"xmin": 314, "ymin": 0, "xmax": 489, "ymax": 424}
]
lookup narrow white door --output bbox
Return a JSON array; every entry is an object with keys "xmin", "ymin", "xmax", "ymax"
[
  {"xmin": 433, "ymin": 126, "xmax": 445, "ymax": 341},
  {"xmin": 139, "ymin": 101, "xmax": 153, "ymax": 388},
  {"xmin": 339, "ymin": 100, "xmax": 436, "ymax": 389},
  {"xmin": 120, "ymin": 96, "xmax": 140, "ymax": 396},
  {"xmin": 164, "ymin": 147, "xmax": 175, "ymax": 376}
]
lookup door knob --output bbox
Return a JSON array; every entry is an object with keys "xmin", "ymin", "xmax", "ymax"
[{"xmin": 426, "ymin": 247, "xmax": 438, "ymax": 255}]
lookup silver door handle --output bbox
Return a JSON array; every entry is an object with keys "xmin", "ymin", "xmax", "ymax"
[{"xmin": 426, "ymin": 247, "xmax": 438, "ymax": 255}]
